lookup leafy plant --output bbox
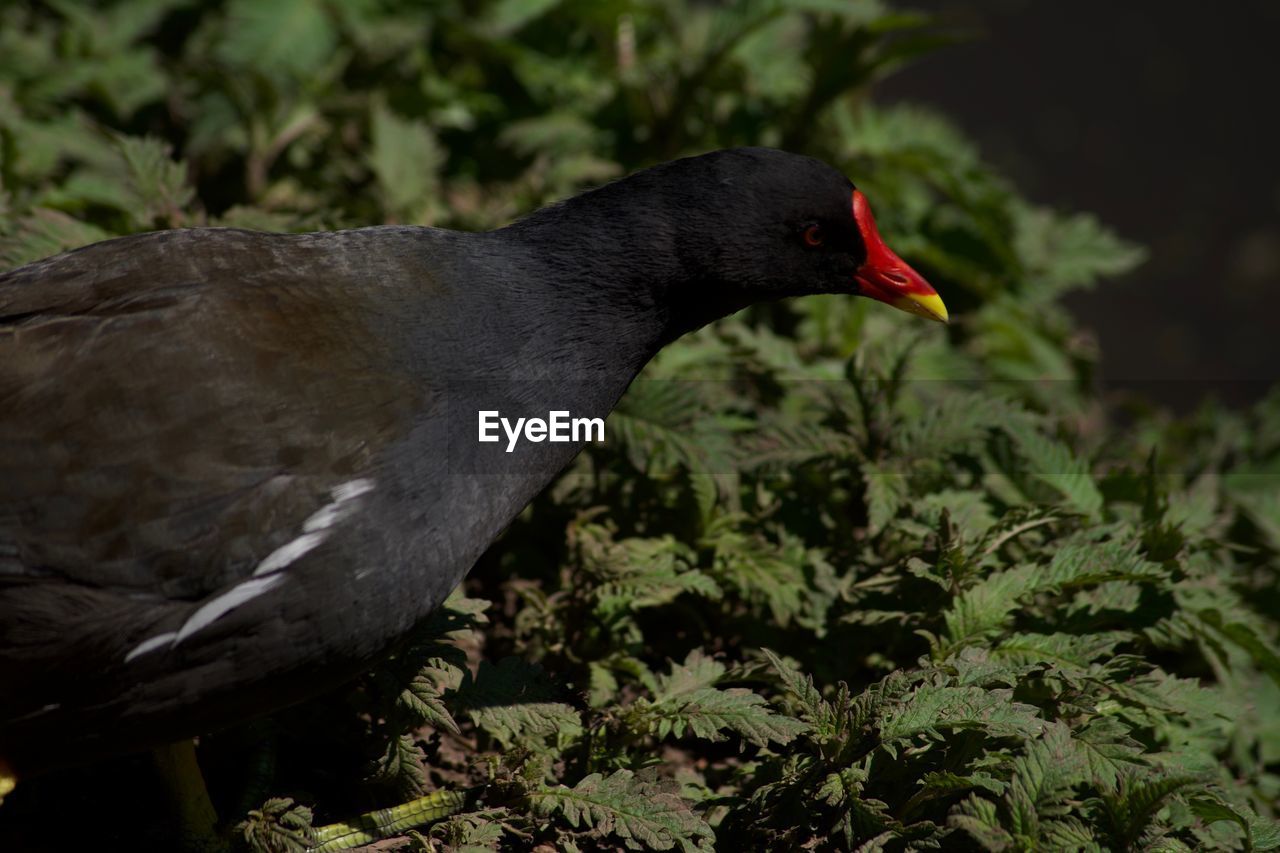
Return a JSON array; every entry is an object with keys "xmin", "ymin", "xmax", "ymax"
[{"xmin": 1, "ymin": 1, "xmax": 1276, "ymax": 851}]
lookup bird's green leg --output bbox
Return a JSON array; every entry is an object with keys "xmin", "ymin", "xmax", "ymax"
[
  {"xmin": 152, "ymin": 740, "xmax": 226, "ymax": 853},
  {"xmin": 308, "ymin": 788, "xmax": 469, "ymax": 852},
  {"xmin": 0, "ymin": 761, "xmax": 15, "ymax": 806}
]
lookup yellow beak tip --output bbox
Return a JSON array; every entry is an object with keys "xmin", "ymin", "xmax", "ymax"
[{"xmin": 894, "ymin": 292, "xmax": 949, "ymax": 323}]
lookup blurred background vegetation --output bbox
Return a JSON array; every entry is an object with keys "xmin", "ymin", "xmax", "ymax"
[
  {"xmin": 879, "ymin": 0, "xmax": 1280, "ymax": 408},
  {"xmin": 0, "ymin": 1, "xmax": 1277, "ymax": 851}
]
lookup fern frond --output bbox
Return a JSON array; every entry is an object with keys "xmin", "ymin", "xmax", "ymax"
[{"xmin": 529, "ymin": 770, "xmax": 715, "ymax": 852}]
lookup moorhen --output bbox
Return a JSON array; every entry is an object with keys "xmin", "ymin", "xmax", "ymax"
[{"xmin": 0, "ymin": 147, "xmax": 945, "ymax": 787}]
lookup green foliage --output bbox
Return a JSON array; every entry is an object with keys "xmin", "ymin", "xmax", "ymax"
[
  {"xmin": 624, "ymin": 650, "xmax": 808, "ymax": 747},
  {"xmin": 529, "ymin": 769, "xmax": 715, "ymax": 852},
  {"xmin": 454, "ymin": 657, "xmax": 584, "ymax": 753},
  {"xmin": 236, "ymin": 797, "xmax": 315, "ymax": 853},
  {"xmin": 2, "ymin": 1, "xmax": 1277, "ymax": 851}
]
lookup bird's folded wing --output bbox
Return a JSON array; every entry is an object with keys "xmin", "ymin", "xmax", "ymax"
[{"xmin": 0, "ymin": 229, "xmax": 425, "ymax": 600}]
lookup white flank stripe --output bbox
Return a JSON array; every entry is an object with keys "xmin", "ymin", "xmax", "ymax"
[
  {"xmin": 136, "ymin": 478, "xmax": 375, "ymax": 657},
  {"xmin": 172, "ymin": 574, "xmax": 285, "ymax": 646},
  {"xmin": 303, "ymin": 505, "xmax": 343, "ymax": 533},
  {"xmin": 124, "ymin": 631, "xmax": 178, "ymax": 663},
  {"xmin": 303, "ymin": 478, "xmax": 376, "ymax": 533},
  {"xmin": 253, "ymin": 530, "xmax": 327, "ymax": 577},
  {"xmin": 332, "ymin": 478, "xmax": 375, "ymax": 503}
]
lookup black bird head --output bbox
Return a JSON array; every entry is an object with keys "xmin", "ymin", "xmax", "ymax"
[{"xmin": 509, "ymin": 147, "xmax": 947, "ymax": 334}]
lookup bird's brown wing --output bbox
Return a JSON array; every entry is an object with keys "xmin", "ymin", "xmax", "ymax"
[{"xmin": 0, "ymin": 228, "xmax": 424, "ymax": 600}]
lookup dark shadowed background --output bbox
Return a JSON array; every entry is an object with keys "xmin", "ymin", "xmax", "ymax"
[{"xmin": 879, "ymin": 0, "xmax": 1280, "ymax": 407}]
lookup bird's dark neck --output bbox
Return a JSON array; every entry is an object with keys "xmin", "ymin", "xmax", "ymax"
[
  {"xmin": 358, "ymin": 167, "xmax": 767, "ymax": 632},
  {"xmin": 496, "ymin": 177, "xmax": 756, "ymax": 363},
  {"xmin": 384, "ymin": 185, "xmax": 758, "ymax": 566}
]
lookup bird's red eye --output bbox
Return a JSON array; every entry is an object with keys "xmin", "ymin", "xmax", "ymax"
[{"xmin": 803, "ymin": 224, "xmax": 824, "ymax": 247}]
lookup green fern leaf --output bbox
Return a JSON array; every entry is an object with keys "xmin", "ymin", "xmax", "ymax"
[
  {"xmin": 1001, "ymin": 420, "xmax": 1104, "ymax": 518},
  {"xmin": 426, "ymin": 807, "xmax": 515, "ymax": 851},
  {"xmin": 701, "ymin": 516, "xmax": 814, "ymax": 626},
  {"xmin": 608, "ymin": 381, "xmax": 735, "ymax": 477},
  {"xmin": 216, "ymin": 0, "xmax": 337, "ymax": 81},
  {"xmin": 762, "ymin": 649, "xmax": 830, "ymax": 726},
  {"xmin": 911, "ymin": 771, "xmax": 1007, "ymax": 811},
  {"xmin": 368, "ymin": 103, "xmax": 444, "ymax": 223},
  {"xmin": 373, "ymin": 733, "xmax": 427, "ymax": 797},
  {"xmin": 453, "ymin": 658, "xmax": 582, "ymax": 751},
  {"xmin": 529, "ymin": 770, "xmax": 714, "ymax": 852},
  {"xmin": 398, "ymin": 673, "xmax": 460, "ymax": 735},
  {"xmin": 1004, "ymin": 723, "xmax": 1088, "ymax": 840},
  {"xmin": 949, "ymin": 794, "xmax": 1015, "ymax": 851},
  {"xmin": 944, "ymin": 533, "xmax": 1165, "ymax": 648},
  {"xmin": 652, "ymin": 649, "xmax": 726, "ymax": 699},
  {"xmin": 631, "ymin": 651, "xmax": 807, "ymax": 747},
  {"xmin": 1188, "ymin": 797, "xmax": 1280, "ymax": 851},
  {"xmin": 880, "ymin": 685, "xmax": 1044, "ymax": 746},
  {"xmin": 1092, "ymin": 773, "xmax": 1201, "ymax": 851},
  {"xmin": 238, "ymin": 797, "xmax": 315, "ymax": 853},
  {"xmin": 994, "ymin": 632, "xmax": 1131, "ymax": 673},
  {"xmin": 1069, "ymin": 719, "xmax": 1147, "ymax": 790},
  {"xmin": 899, "ymin": 390, "xmax": 1017, "ymax": 460},
  {"xmin": 1013, "ymin": 203, "xmax": 1147, "ymax": 303},
  {"xmin": 480, "ymin": 0, "xmax": 565, "ymax": 37},
  {"xmin": 1039, "ymin": 816, "xmax": 1101, "ymax": 850},
  {"xmin": 115, "ymin": 134, "xmax": 193, "ymax": 228},
  {"xmin": 0, "ymin": 208, "xmax": 109, "ymax": 267},
  {"xmin": 864, "ymin": 464, "xmax": 910, "ymax": 534},
  {"xmin": 583, "ymin": 534, "xmax": 720, "ymax": 621},
  {"xmin": 741, "ymin": 419, "xmax": 860, "ymax": 472}
]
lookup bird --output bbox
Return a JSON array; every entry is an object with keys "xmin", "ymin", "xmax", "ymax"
[{"xmin": 0, "ymin": 146, "xmax": 945, "ymax": 788}]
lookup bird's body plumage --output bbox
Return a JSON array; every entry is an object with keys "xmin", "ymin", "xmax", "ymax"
[
  {"xmin": 0, "ymin": 223, "xmax": 642, "ymax": 772},
  {"xmin": 0, "ymin": 148, "xmax": 942, "ymax": 777}
]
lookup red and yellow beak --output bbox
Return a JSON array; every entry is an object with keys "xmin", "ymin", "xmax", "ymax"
[{"xmin": 852, "ymin": 190, "xmax": 948, "ymax": 323}]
